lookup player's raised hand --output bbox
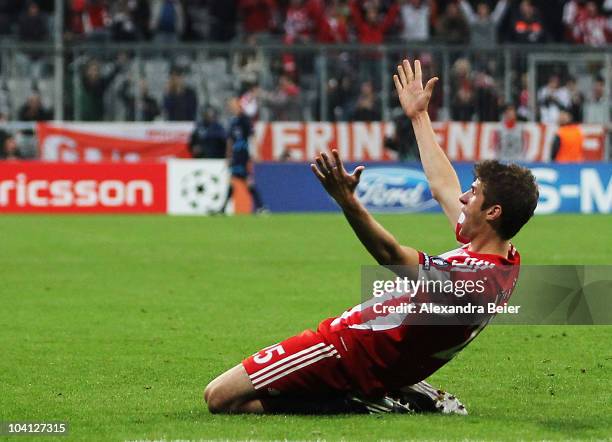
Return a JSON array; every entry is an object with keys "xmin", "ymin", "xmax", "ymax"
[
  {"xmin": 393, "ymin": 59, "xmax": 438, "ymax": 119},
  {"xmin": 311, "ymin": 150, "xmax": 364, "ymax": 208}
]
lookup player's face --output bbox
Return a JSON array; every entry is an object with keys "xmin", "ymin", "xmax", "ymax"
[{"xmin": 458, "ymin": 179, "xmax": 488, "ymax": 240}]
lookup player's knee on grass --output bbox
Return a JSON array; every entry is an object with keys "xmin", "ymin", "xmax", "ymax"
[
  {"xmin": 204, "ymin": 382, "xmax": 233, "ymax": 413},
  {"xmin": 205, "ymin": 364, "xmax": 261, "ymax": 413}
]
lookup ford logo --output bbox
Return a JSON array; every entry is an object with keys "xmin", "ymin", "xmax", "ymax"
[{"xmin": 356, "ymin": 167, "xmax": 437, "ymax": 212}]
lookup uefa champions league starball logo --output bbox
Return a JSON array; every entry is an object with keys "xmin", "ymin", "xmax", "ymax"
[{"xmin": 180, "ymin": 169, "xmax": 224, "ymax": 213}]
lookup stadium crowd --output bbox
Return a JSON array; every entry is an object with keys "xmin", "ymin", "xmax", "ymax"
[
  {"xmin": 0, "ymin": 0, "xmax": 608, "ymax": 45},
  {"xmin": 0, "ymin": 0, "xmax": 610, "ymax": 159}
]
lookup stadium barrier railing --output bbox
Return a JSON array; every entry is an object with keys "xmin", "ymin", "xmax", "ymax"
[{"xmin": 0, "ymin": 41, "xmax": 610, "ymax": 125}]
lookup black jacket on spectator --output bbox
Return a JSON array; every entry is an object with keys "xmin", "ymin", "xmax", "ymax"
[
  {"xmin": 0, "ymin": 128, "xmax": 9, "ymax": 156},
  {"xmin": 476, "ymin": 87, "xmax": 500, "ymax": 122},
  {"xmin": 18, "ymin": 10, "xmax": 48, "ymax": 41},
  {"xmin": 208, "ymin": 0, "xmax": 238, "ymax": 41},
  {"xmin": 351, "ymin": 106, "xmax": 381, "ymax": 122},
  {"xmin": 80, "ymin": 63, "xmax": 121, "ymax": 121},
  {"xmin": 189, "ymin": 120, "xmax": 227, "ymax": 158},
  {"xmin": 119, "ymin": 80, "xmax": 160, "ymax": 121},
  {"xmin": 163, "ymin": 87, "xmax": 198, "ymax": 121},
  {"xmin": 18, "ymin": 104, "xmax": 52, "ymax": 122}
]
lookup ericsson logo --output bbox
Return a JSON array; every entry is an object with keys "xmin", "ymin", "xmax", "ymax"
[
  {"xmin": 180, "ymin": 168, "xmax": 224, "ymax": 212},
  {"xmin": 356, "ymin": 167, "xmax": 437, "ymax": 212},
  {"xmin": 0, "ymin": 174, "xmax": 154, "ymax": 207}
]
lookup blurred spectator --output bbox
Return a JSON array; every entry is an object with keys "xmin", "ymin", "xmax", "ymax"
[
  {"xmin": 150, "ymin": 0, "xmax": 185, "ymax": 43},
  {"xmin": 325, "ymin": 75, "xmax": 355, "ymax": 121},
  {"xmin": 208, "ymin": 0, "xmax": 238, "ymax": 42},
  {"xmin": 583, "ymin": 76, "xmax": 610, "ymax": 124},
  {"xmin": 282, "ymin": 0, "xmax": 318, "ymax": 74},
  {"xmin": 17, "ymin": 2, "xmax": 49, "ymax": 78},
  {"xmin": 436, "ymin": 2, "xmax": 470, "ymax": 44},
  {"xmin": 284, "ymin": 0, "xmax": 317, "ymax": 44},
  {"xmin": 533, "ymin": 0, "xmax": 565, "ymax": 42},
  {"xmin": 163, "ymin": 67, "xmax": 198, "ymax": 121},
  {"xmin": 183, "ymin": 0, "xmax": 207, "ymax": 40},
  {"xmin": 566, "ymin": 77, "xmax": 584, "ymax": 123},
  {"xmin": 537, "ymin": 74, "xmax": 570, "ymax": 124},
  {"xmin": 419, "ymin": 55, "xmax": 442, "ymax": 120},
  {"xmin": 233, "ymin": 35, "xmax": 265, "ymax": 85},
  {"xmin": 18, "ymin": 92, "xmax": 52, "ymax": 121},
  {"xmin": 110, "ymin": 0, "xmax": 140, "ymax": 41},
  {"xmin": 349, "ymin": 0, "xmax": 399, "ymax": 83},
  {"xmin": 516, "ymin": 73, "xmax": 532, "ymax": 121},
  {"xmin": 0, "ymin": 1, "xmax": 21, "ymax": 38},
  {"xmin": 69, "ymin": 0, "xmax": 111, "ymax": 41},
  {"xmin": 78, "ymin": 57, "xmax": 123, "ymax": 121},
  {"xmin": 459, "ymin": 0, "xmax": 508, "ymax": 47},
  {"xmin": 551, "ymin": 110, "xmax": 584, "ymax": 162},
  {"xmin": 132, "ymin": 0, "xmax": 151, "ymax": 40},
  {"xmin": 0, "ymin": 114, "xmax": 10, "ymax": 154},
  {"xmin": 119, "ymin": 78, "xmax": 160, "ymax": 121},
  {"xmin": 18, "ymin": 1, "xmax": 48, "ymax": 42},
  {"xmin": 189, "ymin": 106, "xmax": 227, "ymax": 158},
  {"xmin": 495, "ymin": 103, "xmax": 525, "ymax": 161},
  {"xmin": 563, "ymin": 0, "xmax": 586, "ymax": 42},
  {"xmin": 607, "ymin": 0, "xmax": 612, "ymax": 44},
  {"xmin": 349, "ymin": 0, "xmax": 400, "ymax": 44},
  {"xmin": 350, "ymin": 80, "xmax": 381, "ymax": 121},
  {"xmin": 385, "ymin": 108, "xmax": 419, "ymax": 161},
  {"xmin": 474, "ymin": 72, "xmax": 501, "ymax": 121},
  {"xmin": 0, "ymin": 136, "xmax": 24, "ymax": 160},
  {"xmin": 0, "ymin": 82, "xmax": 11, "ymax": 119},
  {"xmin": 320, "ymin": 77, "xmax": 341, "ymax": 121},
  {"xmin": 450, "ymin": 58, "xmax": 475, "ymax": 121},
  {"xmin": 574, "ymin": 1, "xmax": 610, "ymax": 46},
  {"xmin": 315, "ymin": 0, "xmax": 349, "ymax": 43},
  {"xmin": 400, "ymin": 0, "xmax": 433, "ymax": 42},
  {"xmin": 509, "ymin": 0, "xmax": 546, "ymax": 43},
  {"xmin": 260, "ymin": 74, "xmax": 302, "ymax": 121},
  {"xmin": 239, "ymin": 82, "xmax": 260, "ymax": 120},
  {"xmin": 451, "ymin": 84, "xmax": 476, "ymax": 120},
  {"xmin": 238, "ymin": 0, "xmax": 279, "ymax": 38}
]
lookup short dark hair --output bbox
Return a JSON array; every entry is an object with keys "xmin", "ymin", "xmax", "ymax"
[{"xmin": 474, "ymin": 160, "xmax": 539, "ymax": 240}]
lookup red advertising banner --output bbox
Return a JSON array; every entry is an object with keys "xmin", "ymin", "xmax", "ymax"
[
  {"xmin": 0, "ymin": 162, "xmax": 167, "ymax": 213},
  {"xmin": 35, "ymin": 122, "xmax": 606, "ymax": 163},
  {"xmin": 37, "ymin": 122, "xmax": 191, "ymax": 162},
  {"xmin": 253, "ymin": 122, "xmax": 607, "ymax": 162}
]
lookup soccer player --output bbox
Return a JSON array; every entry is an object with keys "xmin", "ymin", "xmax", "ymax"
[
  {"xmin": 219, "ymin": 97, "xmax": 266, "ymax": 214},
  {"xmin": 204, "ymin": 59, "xmax": 539, "ymax": 415}
]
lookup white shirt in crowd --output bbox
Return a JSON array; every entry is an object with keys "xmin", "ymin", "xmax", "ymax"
[{"xmin": 400, "ymin": 2, "xmax": 430, "ymax": 41}]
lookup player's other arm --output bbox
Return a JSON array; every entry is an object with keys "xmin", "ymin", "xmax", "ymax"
[
  {"xmin": 394, "ymin": 59, "xmax": 462, "ymax": 230},
  {"xmin": 311, "ymin": 150, "xmax": 419, "ymax": 267}
]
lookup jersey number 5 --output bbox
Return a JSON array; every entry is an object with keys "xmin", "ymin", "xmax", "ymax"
[{"xmin": 253, "ymin": 344, "xmax": 286, "ymax": 364}]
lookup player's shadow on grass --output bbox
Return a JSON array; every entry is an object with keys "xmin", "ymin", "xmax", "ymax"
[
  {"xmin": 168, "ymin": 408, "xmax": 457, "ymax": 420},
  {"xmin": 169, "ymin": 408, "xmax": 369, "ymax": 419}
]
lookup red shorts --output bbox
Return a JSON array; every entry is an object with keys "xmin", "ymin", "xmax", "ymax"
[{"xmin": 242, "ymin": 329, "xmax": 352, "ymax": 396}]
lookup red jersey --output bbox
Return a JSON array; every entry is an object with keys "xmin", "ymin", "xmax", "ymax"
[{"xmin": 317, "ymin": 244, "xmax": 520, "ymax": 397}]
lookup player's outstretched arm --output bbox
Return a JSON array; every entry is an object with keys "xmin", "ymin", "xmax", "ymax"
[
  {"xmin": 393, "ymin": 59, "xmax": 462, "ymax": 230},
  {"xmin": 311, "ymin": 150, "xmax": 419, "ymax": 266}
]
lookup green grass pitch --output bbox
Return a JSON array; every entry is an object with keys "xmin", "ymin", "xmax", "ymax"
[{"xmin": 1, "ymin": 214, "xmax": 611, "ymax": 441}]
